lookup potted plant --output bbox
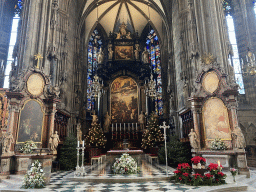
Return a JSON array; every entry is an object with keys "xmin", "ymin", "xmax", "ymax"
[{"xmin": 191, "ymin": 156, "xmax": 207, "ymax": 175}]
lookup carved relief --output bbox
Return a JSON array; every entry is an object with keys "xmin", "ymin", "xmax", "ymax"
[
  {"xmin": 26, "ymin": 73, "xmax": 45, "ymax": 96},
  {"xmin": 202, "ymin": 71, "xmax": 219, "ymax": 93}
]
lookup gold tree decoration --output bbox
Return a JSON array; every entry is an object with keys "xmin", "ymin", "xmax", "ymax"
[
  {"xmin": 85, "ymin": 121, "xmax": 106, "ymax": 148},
  {"xmin": 141, "ymin": 113, "xmax": 164, "ymax": 149}
]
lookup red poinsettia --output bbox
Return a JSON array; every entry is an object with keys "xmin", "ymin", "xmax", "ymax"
[
  {"xmin": 208, "ymin": 163, "xmax": 223, "ymax": 171},
  {"xmin": 191, "ymin": 156, "xmax": 206, "ymax": 165},
  {"xmin": 174, "ymin": 170, "xmax": 181, "ymax": 174},
  {"xmin": 218, "ymin": 172, "xmax": 225, "ymax": 177},
  {"xmin": 204, "ymin": 173, "xmax": 213, "ymax": 178},
  {"xmin": 192, "ymin": 173, "xmax": 203, "ymax": 179},
  {"xmin": 183, "ymin": 172, "xmax": 189, "ymax": 177}
]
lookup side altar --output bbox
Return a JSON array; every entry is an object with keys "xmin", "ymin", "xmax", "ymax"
[{"xmin": 188, "ymin": 54, "xmax": 250, "ymax": 177}]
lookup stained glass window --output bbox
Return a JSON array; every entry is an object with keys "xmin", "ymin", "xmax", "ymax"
[
  {"xmin": 4, "ymin": 0, "xmax": 23, "ymax": 88},
  {"xmin": 87, "ymin": 29, "xmax": 102, "ymax": 110},
  {"xmin": 146, "ymin": 29, "xmax": 163, "ymax": 115},
  {"xmin": 223, "ymin": 1, "xmax": 245, "ymax": 94}
]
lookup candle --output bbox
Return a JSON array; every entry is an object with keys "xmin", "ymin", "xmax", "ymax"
[
  {"xmin": 120, "ymin": 123, "xmax": 121, "ymax": 132},
  {"xmin": 112, "ymin": 124, "xmax": 114, "ymax": 132},
  {"xmin": 77, "ymin": 141, "xmax": 79, "ymax": 148},
  {"xmin": 128, "ymin": 123, "xmax": 130, "ymax": 131},
  {"xmin": 124, "ymin": 123, "xmax": 125, "ymax": 132},
  {"xmin": 116, "ymin": 123, "xmax": 117, "ymax": 132},
  {"xmin": 132, "ymin": 123, "xmax": 134, "ymax": 131},
  {"xmin": 217, "ymin": 160, "xmax": 220, "ymax": 167},
  {"xmin": 136, "ymin": 123, "xmax": 137, "ymax": 131},
  {"xmin": 82, "ymin": 140, "xmax": 84, "ymax": 147}
]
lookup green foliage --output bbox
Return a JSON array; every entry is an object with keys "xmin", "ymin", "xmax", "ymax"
[
  {"xmin": 141, "ymin": 113, "xmax": 164, "ymax": 149},
  {"xmin": 85, "ymin": 121, "xmax": 106, "ymax": 148},
  {"xmin": 158, "ymin": 136, "xmax": 191, "ymax": 167},
  {"xmin": 59, "ymin": 134, "xmax": 77, "ymax": 170}
]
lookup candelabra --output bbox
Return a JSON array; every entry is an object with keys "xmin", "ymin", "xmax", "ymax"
[
  {"xmin": 88, "ymin": 75, "xmax": 104, "ymax": 98},
  {"xmin": 75, "ymin": 141, "xmax": 86, "ymax": 177},
  {"xmin": 145, "ymin": 73, "xmax": 160, "ymax": 99}
]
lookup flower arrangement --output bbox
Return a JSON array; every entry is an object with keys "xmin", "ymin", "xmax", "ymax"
[
  {"xmin": 173, "ymin": 160, "xmax": 226, "ymax": 186},
  {"xmin": 210, "ymin": 138, "xmax": 227, "ymax": 150},
  {"xmin": 112, "ymin": 153, "xmax": 140, "ymax": 174},
  {"xmin": 191, "ymin": 156, "xmax": 206, "ymax": 169},
  {"xmin": 230, "ymin": 168, "xmax": 237, "ymax": 176},
  {"xmin": 19, "ymin": 140, "xmax": 37, "ymax": 154},
  {"xmin": 230, "ymin": 168, "xmax": 238, "ymax": 182},
  {"xmin": 22, "ymin": 160, "xmax": 45, "ymax": 189}
]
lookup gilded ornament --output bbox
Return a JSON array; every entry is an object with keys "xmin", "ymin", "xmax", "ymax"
[{"xmin": 201, "ymin": 53, "xmax": 216, "ymax": 65}]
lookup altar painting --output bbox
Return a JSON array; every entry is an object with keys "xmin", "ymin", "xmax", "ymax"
[
  {"xmin": 115, "ymin": 46, "xmax": 133, "ymax": 60},
  {"xmin": 17, "ymin": 100, "xmax": 44, "ymax": 143},
  {"xmin": 202, "ymin": 97, "xmax": 231, "ymax": 141},
  {"xmin": 111, "ymin": 76, "xmax": 138, "ymax": 123}
]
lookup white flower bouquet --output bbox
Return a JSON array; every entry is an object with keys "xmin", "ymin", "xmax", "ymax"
[
  {"xmin": 22, "ymin": 160, "xmax": 45, "ymax": 189},
  {"xmin": 19, "ymin": 140, "xmax": 37, "ymax": 154},
  {"xmin": 210, "ymin": 138, "xmax": 227, "ymax": 150},
  {"xmin": 112, "ymin": 153, "xmax": 140, "ymax": 174}
]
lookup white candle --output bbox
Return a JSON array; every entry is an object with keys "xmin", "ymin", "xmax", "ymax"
[
  {"xmin": 82, "ymin": 140, "xmax": 84, "ymax": 147},
  {"xmin": 112, "ymin": 124, "xmax": 114, "ymax": 132},
  {"xmin": 132, "ymin": 123, "xmax": 134, "ymax": 131},
  {"xmin": 136, "ymin": 123, "xmax": 137, "ymax": 131},
  {"xmin": 78, "ymin": 141, "xmax": 80, "ymax": 148},
  {"xmin": 120, "ymin": 123, "xmax": 121, "ymax": 132},
  {"xmin": 128, "ymin": 123, "xmax": 130, "ymax": 131},
  {"xmin": 116, "ymin": 123, "xmax": 117, "ymax": 132},
  {"xmin": 124, "ymin": 123, "xmax": 125, "ymax": 132},
  {"xmin": 218, "ymin": 160, "xmax": 220, "ymax": 167}
]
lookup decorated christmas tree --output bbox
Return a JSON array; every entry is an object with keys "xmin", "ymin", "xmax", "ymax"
[
  {"xmin": 141, "ymin": 113, "xmax": 164, "ymax": 149},
  {"xmin": 85, "ymin": 121, "xmax": 106, "ymax": 148}
]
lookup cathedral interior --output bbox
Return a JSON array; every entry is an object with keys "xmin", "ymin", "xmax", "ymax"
[{"xmin": 1, "ymin": 0, "xmax": 256, "ymax": 172}]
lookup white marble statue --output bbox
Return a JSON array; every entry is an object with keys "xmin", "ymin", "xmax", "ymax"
[
  {"xmin": 142, "ymin": 47, "xmax": 149, "ymax": 63},
  {"xmin": 108, "ymin": 45, "xmax": 113, "ymax": 60},
  {"xmin": 232, "ymin": 126, "xmax": 246, "ymax": 149},
  {"xmin": 138, "ymin": 112, "xmax": 145, "ymax": 130},
  {"xmin": 134, "ymin": 44, "xmax": 140, "ymax": 60},
  {"xmin": 1, "ymin": 132, "xmax": 14, "ymax": 155},
  {"xmin": 97, "ymin": 47, "xmax": 104, "ymax": 64},
  {"xmin": 49, "ymin": 131, "xmax": 60, "ymax": 152},
  {"xmin": 188, "ymin": 129, "xmax": 199, "ymax": 149},
  {"xmin": 104, "ymin": 112, "xmax": 111, "ymax": 132},
  {"xmin": 77, "ymin": 122, "xmax": 82, "ymax": 142}
]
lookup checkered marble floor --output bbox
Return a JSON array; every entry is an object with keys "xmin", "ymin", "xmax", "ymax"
[{"xmin": 45, "ymin": 171, "xmax": 199, "ymax": 192}]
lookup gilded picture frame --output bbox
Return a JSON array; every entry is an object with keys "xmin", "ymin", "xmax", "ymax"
[
  {"xmin": 16, "ymin": 99, "xmax": 45, "ymax": 143},
  {"xmin": 115, "ymin": 46, "xmax": 133, "ymax": 60}
]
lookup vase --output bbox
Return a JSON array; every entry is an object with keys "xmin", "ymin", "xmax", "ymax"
[{"xmin": 233, "ymin": 176, "xmax": 236, "ymax": 182}]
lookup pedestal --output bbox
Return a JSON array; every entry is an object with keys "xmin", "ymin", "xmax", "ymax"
[
  {"xmin": 236, "ymin": 149, "xmax": 250, "ymax": 178},
  {"xmin": 14, "ymin": 155, "xmax": 32, "ymax": 174},
  {"xmin": 0, "ymin": 156, "xmax": 14, "ymax": 175},
  {"xmin": 31, "ymin": 155, "xmax": 53, "ymax": 184}
]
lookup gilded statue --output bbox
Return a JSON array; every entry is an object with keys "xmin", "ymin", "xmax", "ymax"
[
  {"xmin": 232, "ymin": 126, "xmax": 246, "ymax": 149},
  {"xmin": 188, "ymin": 129, "xmax": 199, "ymax": 149},
  {"xmin": 91, "ymin": 111, "xmax": 98, "ymax": 123}
]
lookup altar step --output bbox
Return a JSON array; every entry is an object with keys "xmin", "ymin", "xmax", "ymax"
[{"xmin": 69, "ymin": 160, "xmax": 175, "ymax": 183}]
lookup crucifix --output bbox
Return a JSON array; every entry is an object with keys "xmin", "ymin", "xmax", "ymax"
[
  {"xmin": 34, "ymin": 53, "xmax": 43, "ymax": 69},
  {"xmin": 160, "ymin": 121, "xmax": 170, "ymax": 176}
]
